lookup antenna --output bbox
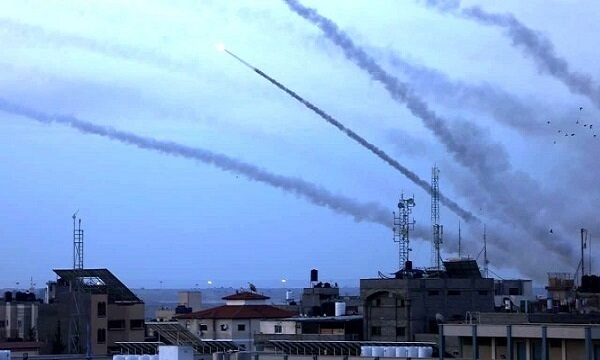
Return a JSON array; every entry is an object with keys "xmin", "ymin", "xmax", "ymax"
[
  {"xmin": 581, "ymin": 228, "xmax": 588, "ymax": 278},
  {"xmin": 483, "ymin": 224, "xmax": 489, "ymax": 278},
  {"xmin": 458, "ymin": 221, "xmax": 462, "ymax": 258},
  {"xmin": 73, "ymin": 211, "xmax": 84, "ymax": 270},
  {"xmin": 393, "ymin": 193, "xmax": 416, "ymax": 270},
  {"xmin": 430, "ymin": 166, "xmax": 443, "ymax": 270}
]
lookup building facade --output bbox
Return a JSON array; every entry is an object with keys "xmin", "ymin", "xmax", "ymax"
[
  {"xmin": 38, "ymin": 268, "xmax": 145, "ymax": 355},
  {"xmin": 175, "ymin": 291, "xmax": 295, "ymax": 351}
]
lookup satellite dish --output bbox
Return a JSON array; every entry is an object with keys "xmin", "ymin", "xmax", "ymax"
[{"xmin": 248, "ymin": 282, "xmax": 257, "ymax": 293}]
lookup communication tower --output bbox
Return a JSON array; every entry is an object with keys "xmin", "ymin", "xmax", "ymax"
[
  {"xmin": 393, "ymin": 194, "xmax": 416, "ymax": 270},
  {"xmin": 69, "ymin": 212, "xmax": 84, "ymax": 354},
  {"xmin": 430, "ymin": 166, "xmax": 443, "ymax": 270}
]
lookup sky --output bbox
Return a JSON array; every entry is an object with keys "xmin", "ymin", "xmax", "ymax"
[{"xmin": 1, "ymin": 0, "xmax": 599, "ymax": 289}]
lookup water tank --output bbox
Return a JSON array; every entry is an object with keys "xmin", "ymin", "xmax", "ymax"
[
  {"xmin": 334, "ymin": 301, "xmax": 346, "ymax": 316},
  {"xmin": 547, "ymin": 298, "xmax": 553, "ymax": 311},
  {"xmin": 0, "ymin": 350, "xmax": 11, "ymax": 360},
  {"xmin": 113, "ymin": 355, "xmax": 126, "ymax": 360},
  {"xmin": 407, "ymin": 346, "xmax": 418, "ymax": 358},
  {"xmin": 360, "ymin": 346, "xmax": 372, "ymax": 357},
  {"xmin": 395, "ymin": 346, "xmax": 407, "ymax": 358},
  {"xmin": 383, "ymin": 346, "xmax": 395, "ymax": 357},
  {"xmin": 372, "ymin": 346, "xmax": 384, "ymax": 357},
  {"xmin": 310, "ymin": 268, "xmax": 319, "ymax": 282},
  {"xmin": 125, "ymin": 355, "xmax": 139, "ymax": 360},
  {"xmin": 139, "ymin": 355, "xmax": 151, "ymax": 360},
  {"xmin": 150, "ymin": 355, "xmax": 159, "ymax": 360},
  {"xmin": 418, "ymin": 347, "xmax": 433, "ymax": 358}
]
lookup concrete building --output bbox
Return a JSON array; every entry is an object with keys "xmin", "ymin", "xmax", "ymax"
[
  {"xmin": 441, "ymin": 321, "xmax": 600, "ymax": 360},
  {"xmin": 175, "ymin": 291, "xmax": 295, "ymax": 351},
  {"xmin": 0, "ymin": 292, "xmax": 39, "ymax": 341},
  {"xmin": 361, "ymin": 259, "xmax": 494, "ymax": 341},
  {"xmin": 38, "ymin": 268, "xmax": 145, "ymax": 355}
]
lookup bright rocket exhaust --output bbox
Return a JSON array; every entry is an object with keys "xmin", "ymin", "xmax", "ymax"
[{"xmin": 220, "ymin": 45, "xmax": 476, "ymax": 223}]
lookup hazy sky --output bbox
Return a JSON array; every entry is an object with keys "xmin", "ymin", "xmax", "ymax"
[{"xmin": 1, "ymin": 0, "xmax": 598, "ymax": 289}]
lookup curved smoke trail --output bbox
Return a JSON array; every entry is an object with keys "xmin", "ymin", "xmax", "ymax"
[{"xmin": 0, "ymin": 98, "xmax": 391, "ymax": 227}]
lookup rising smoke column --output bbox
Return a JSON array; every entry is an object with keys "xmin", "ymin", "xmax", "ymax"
[
  {"xmin": 282, "ymin": 0, "xmax": 578, "ymax": 267},
  {"xmin": 0, "ymin": 97, "xmax": 392, "ymax": 227},
  {"xmin": 219, "ymin": 46, "xmax": 477, "ymax": 223}
]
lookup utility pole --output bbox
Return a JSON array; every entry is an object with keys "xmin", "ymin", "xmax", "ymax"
[{"xmin": 393, "ymin": 194, "xmax": 416, "ymax": 270}]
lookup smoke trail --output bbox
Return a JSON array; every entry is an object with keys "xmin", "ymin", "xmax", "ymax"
[
  {"xmin": 0, "ymin": 98, "xmax": 392, "ymax": 227},
  {"xmin": 282, "ymin": 0, "xmax": 578, "ymax": 267},
  {"xmin": 0, "ymin": 17, "xmax": 198, "ymax": 75},
  {"xmin": 222, "ymin": 48, "xmax": 477, "ymax": 223},
  {"xmin": 420, "ymin": 3, "xmax": 600, "ymax": 109}
]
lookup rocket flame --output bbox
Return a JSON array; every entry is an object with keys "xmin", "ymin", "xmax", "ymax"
[{"xmin": 216, "ymin": 43, "xmax": 226, "ymax": 52}]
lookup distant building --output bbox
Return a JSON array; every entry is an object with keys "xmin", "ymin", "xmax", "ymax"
[
  {"xmin": 361, "ymin": 259, "xmax": 495, "ymax": 341},
  {"xmin": 0, "ymin": 291, "xmax": 39, "ymax": 341},
  {"xmin": 494, "ymin": 279, "xmax": 537, "ymax": 312},
  {"xmin": 38, "ymin": 268, "xmax": 145, "ymax": 355},
  {"xmin": 175, "ymin": 291, "xmax": 295, "ymax": 351}
]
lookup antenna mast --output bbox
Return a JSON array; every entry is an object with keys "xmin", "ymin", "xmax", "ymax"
[
  {"xmin": 393, "ymin": 193, "xmax": 416, "ymax": 270},
  {"xmin": 431, "ymin": 166, "xmax": 443, "ymax": 270},
  {"xmin": 73, "ymin": 211, "xmax": 84, "ymax": 270},
  {"xmin": 483, "ymin": 224, "xmax": 489, "ymax": 278},
  {"xmin": 458, "ymin": 221, "xmax": 462, "ymax": 258}
]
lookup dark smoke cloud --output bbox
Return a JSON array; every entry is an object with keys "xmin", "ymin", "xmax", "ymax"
[
  {"xmin": 0, "ymin": 98, "xmax": 392, "ymax": 228},
  {"xmin": 246, "ymin": 66, "xmax": 476, "ymax": 223},
  {"xmin": 281, "ymin": 0, "xmax": 578, "ymax": 271}
]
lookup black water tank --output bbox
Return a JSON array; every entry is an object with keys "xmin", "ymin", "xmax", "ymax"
[{"xmin": 310, "ymin": 268, "xmax": 319, "ymax": 282}]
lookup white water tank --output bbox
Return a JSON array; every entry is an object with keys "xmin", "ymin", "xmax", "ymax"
[
  {"xmin": 150, "ymin": 355, "xmax": 159, "ymax": 360},
  {"xmin": 407, "ymin": 346, "xmax": 418, "ymax": 358},
  {"xmin": 395, "ymin": 346, "xmax": 407, "ymax": 358},
  {"xmin": 159, "ymin": 346, "xmax": 194, "ymax": 360},
  {"xmin": 361, "ymin": 346, "xmax": 372, "ymax": 357},
  {"xmin": 334, "ymin": 301, "xmax": 346, "ymax": 316},
  {"xmin": 418, "ymin": 346, "xmax": 433, "ymax": 358},
  {"xmin": 0, "ymin": 350, "xmax": 11, "ymax": 360},
  {"xmin": 140, "ymin": 355, "xmax": 152, "ymax": 360},
  {"xmin": 383, "ymin": 346, "xmax": 395, "ymax": 357},
  {"xmin": 125, "ymin": 355, "xmax": 139, "ymax": 360},
  {"xmin": 372, "ymin": 346, "xmax": 384, "ymax": 357},
  {"xmin": 547, "ymin": 298, "xmax": 553, "ymax": 310},
  {"xmin": 113, "ymin": 355, "xmax": 126, "ymax": 360}
]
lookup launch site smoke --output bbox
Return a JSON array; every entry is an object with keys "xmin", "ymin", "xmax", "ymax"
[
  {"xmin": 282, "ymin": 0, "xmax": 578, "ymax": 266},
  {"xmin": 219, "ymin": 44, "xmax": 476, "ymax": 223}
]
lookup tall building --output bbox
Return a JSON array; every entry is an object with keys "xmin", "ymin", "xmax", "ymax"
[
  {"xmin": 361, "ymin": 259, "xmax": 494, "ymax": 341},
  {"xmin": 38, "ymin": 268, "xmax": 145, "ymax": 355}
]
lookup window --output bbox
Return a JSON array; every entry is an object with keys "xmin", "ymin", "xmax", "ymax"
[
  {"xmin": 428, "ymin": 290, "xmax": 439, "ymax": 296},
  {"xmin": 509, "ymin": 287, "xmax": 521, "ymax": 295},
  {"xmin": 448, "ymin": 290, "xmax": 461, "ymax": 296},
  {"xmin": 0, "ymin": 321, "xmax": 4, "ymax": 327},
  {"xmin": 97, "ymin": 302, "xmax": 106, "ymax": 317},
  {"xmin": 478, "ymin": 290, "xmax": 488, "ymax": 296},
  {"xmin": 237, "ymin": 324, "xmax": 245, "ymax": 331},
  {"xmin": 199, "ymin": 324, "xmax": 208, "ymax": 331},
  {"xmin": 371, "ymin": 326, "xmax": 381, "ymax": 336},
  {"xmin": 97, "ymin": 328, "xmax": 106, "ymax": 344},
  {"xmin": 274, "ymin": 325, "xmax": 282, "ymax": 334},
  {"xmin": 396, "ymin": 327, "xmax": 405, "ymax": 337},
  {"xmin": 130, "ymin": 319, "xmax": 144, "ymax": 329},
  {"xmin": 107, "ymin": 320, "xmax": 125, "ymax": 330},
  {"xmin": 220, "ymin": 324, "xmax": 229, "ymax": 331}
]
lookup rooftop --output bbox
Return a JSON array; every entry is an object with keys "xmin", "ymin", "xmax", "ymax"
[{"xmin": 175, "ymin": 304, "xmax": 295, "ymax": 320}]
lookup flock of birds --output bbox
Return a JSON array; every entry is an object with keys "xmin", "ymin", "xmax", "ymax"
[{"xmin": 547, "ymin": 107, "xmax": 597, "ymax": 144}]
